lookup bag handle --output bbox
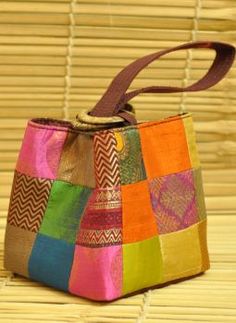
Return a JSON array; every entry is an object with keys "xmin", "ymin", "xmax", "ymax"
[{"xmin": 89, "ymin": 41, "xmax": 235, "ymax": 125}]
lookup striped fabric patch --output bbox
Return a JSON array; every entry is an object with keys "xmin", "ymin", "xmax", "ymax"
[{"xmin": 77, "ymin": 187, "xmax": 122, "ymax": 247}]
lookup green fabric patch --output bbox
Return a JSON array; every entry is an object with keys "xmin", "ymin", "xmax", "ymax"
[
  {"xmin": 122, "ymin": 236, "xmax": 163, "ymax": 295},
  {"xmin": 39, "ymin": 180, "xmax": 92, "ymax": 243},
  {"xmin": 115, "ymin": 129, "xmax": 146, "ymax": 185}
]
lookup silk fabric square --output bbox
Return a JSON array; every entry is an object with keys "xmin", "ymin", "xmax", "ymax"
[
  {"xmin": 16, "ymin": 122, "xmax": 67, "ymax": 179},
  {"xmin": 121, "ymin": 180, "xmax": 158, "ymax": 243},
  {"xmin": 69, "ymin": 244, "xmax": 122, "ymax": 301},
  {"xmin": 139, "ymin": 117, "xmax": 191, "ymax": 179},
  {"xmin": 123, "ymin": 236, "xmax": 162, "ymax": 295},
  {"xmin": 28, "ymin": 233, "xmax": 75, "ymax": 291},
  {"xmin": 39, "ymin": 180, "xmax": 92, "ymax": 244}
]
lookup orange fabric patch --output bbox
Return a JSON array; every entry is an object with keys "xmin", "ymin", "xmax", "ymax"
[
  {"xmin": 139, "ymin": 117, "xmax": 191, "ymax": 179},
  {"xmin": 122, "ymin": 180, "xmax": 158, "ymax": 243}
]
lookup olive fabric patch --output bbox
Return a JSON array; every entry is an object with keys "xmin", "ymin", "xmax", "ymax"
[{"xmin": 122, "ymin": 236, "xmax": 163, "ymax": 295}]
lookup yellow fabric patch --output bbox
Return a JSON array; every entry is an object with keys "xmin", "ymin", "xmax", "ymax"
[
  {"xmin": 198, "ymin": 219, "xmax": 210, "ymax": 272},
  {"xmin": 114, "ymin": 131, "xmax": 124, "ymax": 152},
  {"xmin": 160, "ymin": 221, "xmax": 203, "ymax": 282},
  {"xmin": 183, "ymin": 116, "xmax": 201, "ymax": 169}
]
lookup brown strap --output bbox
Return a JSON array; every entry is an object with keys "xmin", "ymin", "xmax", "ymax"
[{"xmin": 89, "ymin": 41, "xmax": 235, "ymax": 124}]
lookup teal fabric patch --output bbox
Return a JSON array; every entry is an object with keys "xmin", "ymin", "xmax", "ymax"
[
  {"xmin": 122, "ymin": 236, "xmax": 163, "ymax": 295},
  {"xmin": 28, "ymin": 233, "xmax": 75, "ymax": 291},
  {"xmin": 115, "ymin": 129, "xmax": 146, "ymax": 185},
  {"xmin": 39, "ymin": 180, "xmax": 92, "ymax": 244}
]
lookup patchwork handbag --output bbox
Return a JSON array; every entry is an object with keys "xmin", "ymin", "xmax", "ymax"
[{"xmin": 4, "ymin": 41, "xmax": 235, "ymax": 301}]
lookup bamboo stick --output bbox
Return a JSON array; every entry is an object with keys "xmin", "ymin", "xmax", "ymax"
[
  {"xmin": 0, "ymin": 2, "xmax": 70, "ymax": 13},
  {"xmin": 78, "ymin": 0, "xmax": 196, "ymax": 7},
  {"xmin": 76, "ymin": 15, "xmax": 236, "ymax": 31},
  {"xmin": 0, "ymin": 108, "xmax": 62, "ymax": 118},
  {"xmin": 0, "ymin": 24, "xmax": 68, "ymax": 36},
  {"xmin": 0, "ymin": 118, "xmax": 27, "ymax": 128},
  {"xmin": 76, "ymin": 6, "xmax": 236, "ymax": 22},
  {"xmin": 0, "ymin": 77, "xmax": 64, "ymax": 86},
  {"xmin": 0, "ymin": 56, "xmax": 66, "ymax": 65},
  {"xmin": 0, "ymin": 87, "xmax": 64, "ymax": 94},
  {"xmin": 74, "ymin": 26, "xmax": 236, "ymax": 42},
  {"xmin": 75, "ymin": 5, "xmax": 193, "ymax": 18},
  {"xmin": 70, "ymin": 77, "xmax": 236, "ymax": 90},
  {"xmin": 0, "ymin": 45, "xmax": 67, "ymax": 55},
  {"xmin": 0, "ymin": 35, "xmax": 68, "ymax": 45},
  {"xmin": 0, "ymin": 66, "xmax": 65, "ymax": 76},
  {"xmin": 70, "ymin": 67, "xmax": 236, "ymax": 80},
  {"xmin": 78, "ymin": 0, "xmax": 235, "ymax": 9},
  {"xmin": 76, "ymin": 15, "xmax": 192, "ymax": 29},
  {"xmin": 0, "ymin": 93, "xmax": 63, "ymax": 99},
  {"xmin": 0, "ymin": 100, "xmax": 63, "ymax": 107},
  {"xmin": 72, "ymin": 46, "xmax": 220, "ymax": 59},
  {"xmin": 0, "ymin": 13, "xmax": 69, "ymax": 25},
  {"xmin": 70, "ymin": 87, "xmax": 236, "ymax": 99},
  {"xmin": 71, "ymin": 57, "xmax": 210, "ymax": 68}
]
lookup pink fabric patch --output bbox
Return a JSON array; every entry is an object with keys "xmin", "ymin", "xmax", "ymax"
[
  {"xmin": 69, "ymin": 244, "xmax": 122, "ymax": 301},
  {"xmin": 16, "ymin": 124, "xmax": 67, "ymax": 179},
  {"xmin": 149, "ymin": 169, "xmax": 198, "ymax": 234}
]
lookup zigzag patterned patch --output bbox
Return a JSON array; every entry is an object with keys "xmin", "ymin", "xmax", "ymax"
[
  {"xmin": 77, "ymin": 228, "xmax": 122, "ymax": 248},
  {"xmin": 94, "ymin": 131, "xmax": 120, "ymax": 187},
  {"xmin": 8, "ymin": 171, "xmax": 53, "ymax": 232}
]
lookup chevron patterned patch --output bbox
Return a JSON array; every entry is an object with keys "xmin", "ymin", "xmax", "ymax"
[
  {"xmin": 94, "ymin": 131, "xmax": 120, "ymax": 187},
  {"xmin": 77, "ymin": 228, "xmax": 122, "ymax": 248},
  {"xmin": 7, "ymin": 171, "xmax": 53, "ymax": 232}
]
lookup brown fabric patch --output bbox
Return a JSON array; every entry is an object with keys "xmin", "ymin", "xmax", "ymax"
[
  {"xmin": 57, "ymin": 132, "xmax": 95, "ymax": 188},
  {"xmin": 8, "ymin": 171, "xmax": 53, "ymax": 233},
  {"xmin": 4, "ymin": 224, "xmax": 36, "ymax": 277}
]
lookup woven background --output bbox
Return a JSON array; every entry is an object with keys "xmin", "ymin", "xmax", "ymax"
[{"xmin": 0, "ymin": 1, "xmax": 236, "ymax": 322}]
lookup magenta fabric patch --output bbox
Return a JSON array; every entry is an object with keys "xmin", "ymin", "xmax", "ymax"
[
  {"xmin": 149, "ymin": 169, "xmax": 198, "ymax": 234},
  {"xmin": 16, "ymin": 123, "xmax": 67, "ymax": 179},
  {"xmin": 69, "ymin": 244, "xmax": 122, "ymax": 301}
]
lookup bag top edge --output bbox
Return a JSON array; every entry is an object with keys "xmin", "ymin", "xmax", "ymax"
[{"xmin": 28, "ymin": 112, "xmax": 192, "ymax": 136}]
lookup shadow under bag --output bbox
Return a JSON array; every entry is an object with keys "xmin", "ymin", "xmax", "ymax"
[{"xmin": 4, "ymin": 41, "xmax": 235, "ymax": 301}]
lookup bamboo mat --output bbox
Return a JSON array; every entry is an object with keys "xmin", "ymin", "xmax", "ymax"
[{"xmin": 0, "ymin": 210, "xmax": 236, "ymax": 323}]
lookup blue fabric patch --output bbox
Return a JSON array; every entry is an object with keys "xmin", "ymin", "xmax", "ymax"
[{"xmin": 28, "ymin": 233, "xmax": 75, "ymax": 291}]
